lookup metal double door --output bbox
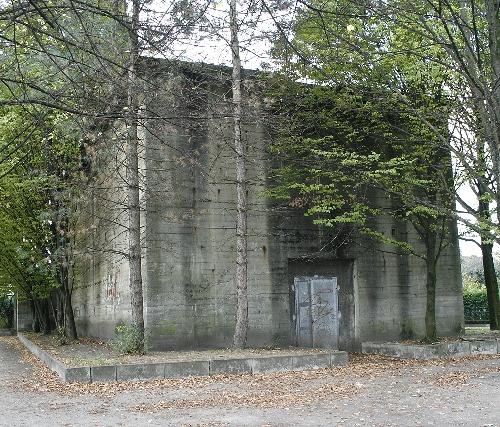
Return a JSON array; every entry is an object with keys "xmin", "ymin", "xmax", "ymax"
[{"xmin": 294, "ymin": 276, "xmax": 339, "ymax": 348}]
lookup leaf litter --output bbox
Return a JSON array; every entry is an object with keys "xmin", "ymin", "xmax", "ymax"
[{"xmin": 2, "ymin": 336, "xmax": 499, "ymax": 413}]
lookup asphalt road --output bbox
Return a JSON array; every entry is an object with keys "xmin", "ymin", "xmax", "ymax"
[{"xmin": 1, "ymin": 337, "xmax": 499, "ymax": 427}]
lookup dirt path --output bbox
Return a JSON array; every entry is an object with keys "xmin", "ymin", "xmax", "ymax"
[{"xmin": 1, "ymin": 337, "xmax": 499, "ymax": 426}]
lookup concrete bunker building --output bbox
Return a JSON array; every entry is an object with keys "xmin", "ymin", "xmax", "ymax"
[{"xmin": 71, "ymin": 61, "xmax": 464, "ymax": 351}]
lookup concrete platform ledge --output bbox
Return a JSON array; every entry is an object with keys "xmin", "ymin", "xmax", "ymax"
[
  {"xmin": 362, "ymin": 339, "xmax": 500, "ymax": 360},
  {"xmin": 17, "ymin": 333, "xmax": 348, "ymax": 383}
]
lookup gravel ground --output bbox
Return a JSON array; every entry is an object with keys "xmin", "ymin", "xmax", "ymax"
[{"xmin": 1, "ymin": 336, "xmax": 499, "ymax": 427}]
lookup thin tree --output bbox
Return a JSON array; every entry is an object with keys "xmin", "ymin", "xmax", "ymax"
[
  {"xmin": 229, "ymin": 0, "xmax": 249, "ymax": 348},
  {"xmin": 125, "ymin": 0, "xmax": 145, "ymax": 347}
]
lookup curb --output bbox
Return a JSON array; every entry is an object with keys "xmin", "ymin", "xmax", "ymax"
[
  {"xmin": 361, "ymin": 339, "xmax": 500, "ymax": 359},
  {"xmin": 17, "ymin": 333, "xmax": 348, "ymax": 383}
]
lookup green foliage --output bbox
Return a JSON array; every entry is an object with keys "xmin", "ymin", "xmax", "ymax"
[
  {"xmin": 0, "ymin": 107, "xmax": 72, "ymax": 301},
  {"xmin": 269, "ymin": 3, "xmax": 456, "ymax": 340},
  {"xmin": 269, "ymin": 0, "xmax": 455, "ymax": 244},
  {"xmin": 0, "ymin": 0, "xmax": 131, "ymax": 336},
  {"xmin": 112, "ymin": 323, "xmax": 148, "ymax": 354},
  {"xmin": 0, "ymin": 297, "xmax": 13, "ymax": 329},
  {"xmin": 463, "ymin": 273, "xmax": 486, "ymax": 294},
  {"xmin": 267, "ymin": 78, "xmax": 453, "ymax": 259},
  {"xmin": 463, "ymin": 277, "xmax": 489, "ymax": 323},
  {"xmin": 0, "ymin": 0, "xmax": 129, "ymax": 117}
]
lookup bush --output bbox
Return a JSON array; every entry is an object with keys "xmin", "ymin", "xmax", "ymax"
[
  {"xmin": 0, "ymin": 297, "xmax": 13, "ymax": 329},
  {"xmin": 463, "ymin": 276, "xmax": 489, "ymax": 322},
  {"xmin": 112, "ymin": 323, "xmax": 147, "ymax": 354},
  {"xmin": 0, "ymin": 316, "xmax": 8, "ymax": 328}
]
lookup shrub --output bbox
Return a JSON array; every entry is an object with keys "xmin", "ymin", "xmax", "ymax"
[
  {"xmin": 112, "ymin": 323, "xmax": 147, "ymax": 354},
  {"xmin": 0, "ymin": 297, "xmax": 13, "ymax": 329},
  {"xmin": 0, "ymin": 316, "xmax": 8, "ymax": 328},
  {"xmin": 463, "ymin": 276, "xmax": 489, "ymax": 322}
]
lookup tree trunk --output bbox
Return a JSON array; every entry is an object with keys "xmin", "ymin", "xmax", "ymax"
[
  {"xmin": 58, "ymin": 215, "xmax": 78, "ymax": 339},
  {"xmin": 485, "ymin": 0, "xmax": 500, "ymax": 230},
  {"xmin": 424, "ymin": 233, "xmax": 438, "ymax": 341},
  {"xmin": 125, "ymin": 0, "xmax": 145, "ymax": 345},
  {"xmin": 30, "ymin": 299, "xmax": 40, "ymax": 333},
  {"xmin": 34, "ymin": 298, "xmax": 51, "ymax": 335},
  {"xmin": 49, "ymin": 291, "xmax": 63, "ymax": 329},
  {"xmin": 61, "ymin": 275, "xmax": 78, "ymax": 339},
  {"xmin": 477, "ymin": 181, "xmax": 500, "ymax": 329},
  {"xmin": 230, "ymin": 0, "xmax": 248, "ymax": 349},
  {"xmin": 480, "ymin": 242, "xmax": 500, "ymax": 329}
]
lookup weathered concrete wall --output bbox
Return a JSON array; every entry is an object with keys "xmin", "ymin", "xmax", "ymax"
[
  {"xmin": 141, "ymin": 65, "xmax": 284, "ymax": 349},
  {"xmin": 349, "ymin": 192, "xmax": 463, "ymax": 346},
  {"xmin": 71, "ymin": 61, "xmax": 464, "ymax": 350},
  {"xmin": 138, "ymin": 62, "xmax": 463, "ymax": 350},
  {"xmin": 71, "ymin": 132, "xmax": 138, "ymax": 339},
  {"xmin": 354, "ymin": 234, "xmax": 463, "ymax": 345},
  {"xmin": 15, "ymin": 300, "xmax": 33, "ymax": 331}
]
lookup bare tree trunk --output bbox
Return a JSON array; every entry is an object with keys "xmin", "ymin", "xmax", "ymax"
[
  {"xmin": 49, "ymin": 292, "xmax": 62, "ymax": 329},
  {"xmin": 44, "ymin": 129, "xmax": 78, "ymax": 339},
  {"xmin": 480, "ymin": 242, "xmax": 500, "ymax": 329},
  {"xmin": 478, "ymin": 182, "xmax": 500, "ymax": 329},
  {"xmin": 126, "ymin": 0, "xmax": 145, "ymax": 345},
  {"xmin": 33, "ymin": 298, "xmax": 51, "ymax": 335},
  {"xmin": 476, "ymin": 136, "xmax": 500, "ymax": 329},
  {"xmin": 424, "ymin": 232, "xmax": 437, "ymax": 341},
  {"xmin": 61, "ymin": 275, "xmax": 78, "ymax": 339},
  {"xmin": 58, "ymin": 215, "xmax": 78, "ymax": 339},
  {"xmin": 230, "ymin": 0, "xmax": 248, "ymax": 349},
  {"xmin": 30, "ymin": 299, "xmax": 40, "ymax": 332}
]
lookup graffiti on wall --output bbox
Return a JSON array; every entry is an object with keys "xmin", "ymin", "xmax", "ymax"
[{"xmin": 105, "ymin": 270, "xmax": 120, "ymax": 304}]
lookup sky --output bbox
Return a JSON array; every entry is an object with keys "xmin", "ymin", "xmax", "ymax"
[{"xmin": 457, "ymin": 184, "xmax": 488, "ymax": 257}]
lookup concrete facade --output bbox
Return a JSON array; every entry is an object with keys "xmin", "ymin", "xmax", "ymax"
[
  {"xmin": 71, "ymin": 62, "xmax": 464, "ymax": 351},
  {"xmin": 15, "ymin": 299, "xmax": 33, "ymax": 332}
]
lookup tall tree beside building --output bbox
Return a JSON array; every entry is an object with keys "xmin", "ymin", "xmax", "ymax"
[
  {"xmin": 229, "ymin": 0, "xmax": 249, "ymax": 348},
  {"xmin": 267, "ymin": 79, "xmax": 454, "ymax": 341},
  {"xmin": 265, "ymin": 0, "xmax": 500, "ymax": 330},
  {"xmin": 125, "ymin": 0, "xmax": 145, "ymax": 349}
]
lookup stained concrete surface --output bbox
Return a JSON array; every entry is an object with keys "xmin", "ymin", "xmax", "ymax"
[
  {"xmin": 1, "ymin": 337, "xmax": 499, "ymax": 426},
  {"xmin": 72, "ymin": 64, "xmax": 464, "ymax": 351}
]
